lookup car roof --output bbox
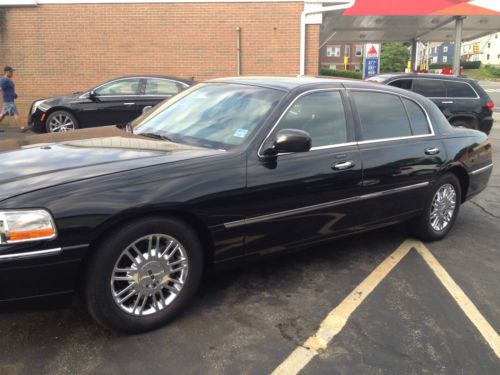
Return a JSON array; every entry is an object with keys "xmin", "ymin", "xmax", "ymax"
[
  {"xmin": 207, "ymin": 76, "xmax": 377, "ymax": 91},
  {"xmin": 369, "ymin": 73, "xmax": 475, "ymax": 83}
]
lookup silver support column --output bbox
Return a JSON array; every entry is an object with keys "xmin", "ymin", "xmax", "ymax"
[
  {"xmin": 453, "ymin": 16, "xmax": 464, "ymax": 75},
  {"xmin": 410, "ymin": 39, "xmax": 418, "ymax": 72}
]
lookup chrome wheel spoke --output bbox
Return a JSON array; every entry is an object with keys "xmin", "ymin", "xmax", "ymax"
[
  {"xmin": 111, "ymin": 234, "xmax": 188, "ymax": 316},
  {"xmin": 429, "ymin": 183, "xmax": 457, "ymax": 232}
]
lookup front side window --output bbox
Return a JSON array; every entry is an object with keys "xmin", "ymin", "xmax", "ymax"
[
  {"xmin": 273, "ymin": 91, "xmax": 348, "ymax": 148},
  {"xmin": 95, "ymin": 79, "xmax": 141, "ymax": 96},
  {"xmin": 133, "ymin": 83, "xmax": 284, "ymax": 150},
  {"xmin": 413, "ymin": 79, "xmax": 446, "ymax": 98},
  {"xmin": 352, "ymin": 91, "xmax": 412, "ymax": 141},
  {"xmin": 445, "ymin": 81, "xmax": 477, "ymax": 98},
  {"xmin": 144, "ymin": 79, "xmax": 184, "ymax": 96}
]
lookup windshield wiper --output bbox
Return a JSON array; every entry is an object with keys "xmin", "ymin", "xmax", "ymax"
[{"xmin": 137, "ymin": 132, "xmax": 176, "ymax": 142}]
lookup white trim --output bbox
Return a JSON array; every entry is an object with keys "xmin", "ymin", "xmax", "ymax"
[
  {"xmin": 469, "ymin": 163, "xmax": 493, "ymax": 175},
  {"xmin": 0, "ymin": 248, "xmax": 62, "ymax": 261},
  {"xmin": 36, "ymin": 0, "xmax": 303, "ymax": 3}
]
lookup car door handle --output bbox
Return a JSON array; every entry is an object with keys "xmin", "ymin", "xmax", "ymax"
[
  {"xmin": 425, "ymin": 147, "xmax": 440, "ymax": 155},
  {"xmin": 123, "ymin": 102, "xmax": 135, "ymax": 106},
  {"xmin": 332, "ymin": 160, "xmax": 355, "ymax": 170},
  {"xmin": 441, "ymin": 101, "xmax": 453, "ymax": 104}
]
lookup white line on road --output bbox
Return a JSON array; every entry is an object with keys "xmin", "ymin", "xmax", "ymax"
[{"xmin": 271, "ymin": 239, "xmax": 500, "ymax": 375}]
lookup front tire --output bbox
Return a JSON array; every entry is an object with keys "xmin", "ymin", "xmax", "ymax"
[
  {"xmin": 84, "ymin": 217, "xmax": 203, "ymax": 333},
  {"xmin": 409, "ymin": 173, "xmax": 461, "ymax": 241},
  {"xmin": 45, "ymin": 110, "xmax": 79, "ymax": 133}
]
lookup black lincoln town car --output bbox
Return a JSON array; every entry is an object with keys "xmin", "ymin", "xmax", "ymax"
[
  {"xmin": 28, "ymin": 75, "xmax": 194, "ymax": 133},
  {"xmin": 0, "ymin": 77, "xmax": 492, "ymax": 333}
]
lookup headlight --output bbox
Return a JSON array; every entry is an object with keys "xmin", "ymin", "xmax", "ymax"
[
  {"xmin": 0, "ymin": 210, "xmax": 57, "ymax": 245},
  {"xmin": 31, "ymin": 100, "xmax": 46, "ymax": 114}
]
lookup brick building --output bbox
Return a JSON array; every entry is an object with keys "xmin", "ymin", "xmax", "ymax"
[
  {"xmin": 319, "ymin": 43, "xmax": 363, "ymax": 71},
  {"xmin": 0, "ymin": 0, "xmax": 322, "ymax": 121}
]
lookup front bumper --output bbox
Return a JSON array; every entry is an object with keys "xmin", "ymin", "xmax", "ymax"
[
  {"xmin": 27, "ymin": 108, "xmax": 48, "ymax": 133},
  {"xmin": 0, "ymin": 244, "xmax": 87, "ymax": 308}
]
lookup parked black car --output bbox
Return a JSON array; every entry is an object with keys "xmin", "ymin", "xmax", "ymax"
[
  {"xmin": 367, "ymin": 73, "xmax": 494, "ymax": 134},
  {"xmin": 1, "ymin": 77, "xmax": 492, "ymax": 333},
  {"xmin": 28, "ymin": 75, "xmax": 194, "ymax": 133}
]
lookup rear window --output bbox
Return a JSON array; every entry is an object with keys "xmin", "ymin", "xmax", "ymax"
[
  {"xmin": 445, "ymin": 81, "xmax": 477, "ymax": 98},
  {"xmin": 352, "ymin": 91, "xmax": 412, "ymax": 141},
  {"xmin": 413, "ymin": 79, "xmax": 446, "ymax": 98}
]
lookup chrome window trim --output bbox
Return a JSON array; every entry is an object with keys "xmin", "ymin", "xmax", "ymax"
[
  {"xmin": 79, "ymin": 77, "xmax": 189, "ymax": 99},
  {"xmin": 0, "ymin": 247, "xmax": 62, "ymax": 262},
  {"xmin": 469, "ymin": 163, "xmax": 493, "ymax": 175},
  {"xmin": 350, "ymin": 88, "xmax": 436, "ymax": 144},
  {"xmin": 257, "ymin": 88, "xmax": 349, "ymax": 158},
  {"xmin": 388, "ymin": 77, "xmax": 480, "ymax": 100},
  {"xmin": 224, "ymin": 181, "xmax": 430, "ymax": 228}
]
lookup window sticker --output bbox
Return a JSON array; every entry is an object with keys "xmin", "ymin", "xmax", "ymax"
[{"xmin": 233, "ymin": 128, "xmax": 248, "ymax": 138}]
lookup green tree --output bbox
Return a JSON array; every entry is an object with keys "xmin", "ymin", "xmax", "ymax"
[{"xmin": 380, "ymin": 43, "xmax": 410, "ymax": 73}]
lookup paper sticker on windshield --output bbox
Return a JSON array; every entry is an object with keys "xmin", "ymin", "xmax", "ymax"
[{"xmin": 234, "ymin": 128, "xmax": 248, "ymax": 138}]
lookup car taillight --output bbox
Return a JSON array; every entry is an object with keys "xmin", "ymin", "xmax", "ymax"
[{"xmin": 486, "ymin": 101, "xmax": 494, "ymax": 112}]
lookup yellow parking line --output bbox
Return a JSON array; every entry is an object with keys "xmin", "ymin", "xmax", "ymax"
[
  {"xmin": 271, "ymin": 239, "xmax": 416, "ymax": 375},
  {"xmin": 414, "ymin": 241, "xmax": 500, "ymax": 358},
  {"xmin": 272, "ymin": 239, "xmax": 500, "ymax": 375}
]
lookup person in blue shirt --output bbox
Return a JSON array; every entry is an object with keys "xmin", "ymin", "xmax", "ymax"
[{"xmin": 0, "ymin": 66, "xmax": 27, "ymax": 132}]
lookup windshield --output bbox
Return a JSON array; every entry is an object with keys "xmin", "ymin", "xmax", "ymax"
[{"xmin": 133, "ymin": 83, "xmax": 284, "ymax": 150}]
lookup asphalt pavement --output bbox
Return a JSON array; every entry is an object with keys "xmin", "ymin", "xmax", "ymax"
[{"xmin": 0, "ymin": 90, "xmax": 499, "ymax": 375}]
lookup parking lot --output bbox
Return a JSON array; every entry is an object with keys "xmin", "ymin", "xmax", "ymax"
[{"xmin": 0, "ymin": 116, "xmax": 499, "ymax": 375}]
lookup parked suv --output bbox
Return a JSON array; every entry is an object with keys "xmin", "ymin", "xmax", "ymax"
[{"xmin": 367, "ymin": 74, "xmax": 494, "ymax": 134}]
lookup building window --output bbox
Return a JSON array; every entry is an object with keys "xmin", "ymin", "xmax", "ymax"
[
  {"xmin": 327, "ymin": 46, "xmax": 341, "ymax": 57},
  {"xmin": 345, "ymin": 46, "xmax": 350, "ymax": 57},
  {"xmin": 432, "ymin": 56, "xmax": 438, "ymax": 63},
  {"xmin": 354, "ymin": 64, "xmax": 361, "ymax": 72},
  {"xmin": 442, "ymin": 56, "xmax": 448, "ymax": 63},
  {"xmin": 487, "ymin": 54, "xmax": 490, "ymax": 60},
  {"xmin": 487, "ymin": 43, "xmax": 491, "ymax": 48},
  {"xmin": 329, "ymin": 64, "xmax": 337, "ymax": 70},
  {"xmin": 355, "ymin": 46, "xmax": 363, "ymax": 56},
  {"xmin": 443, "ymin": 46, "xmax": 448, "ymax": 53}
]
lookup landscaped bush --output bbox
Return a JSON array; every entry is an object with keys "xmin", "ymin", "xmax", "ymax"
[
  {"xmin": 483, "ymin": 64, "xmax": 500, "ymax": 77},
  {"xmin": 429, "ymin": 63, "xmax": 452, "ymax": 69},
  {"xmin": 320, "ymin": 68, "xmax": 362, "ymax": 79},
  {"xmin": 461, "ymin": 61, "xmax": 481, "ymax": 69}
]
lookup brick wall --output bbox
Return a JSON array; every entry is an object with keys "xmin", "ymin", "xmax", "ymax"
[{"xmin": 0, "ymin": 2, "xmax": 320, "ymax": 122}]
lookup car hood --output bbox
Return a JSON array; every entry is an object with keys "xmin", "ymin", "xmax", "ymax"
[
  {"xmin": 38, "ymin": 92, "xmax": 83, "ymax": 107},
  {"xmin": 0, "ymin": 126, "xmax": 221, "ymax": 202}
]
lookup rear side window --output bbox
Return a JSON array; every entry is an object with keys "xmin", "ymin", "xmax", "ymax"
[
  {"xmin": 145, "ymin": 79, "xmax": 183, "ymax": 96},
  {"xmin": 352, "ymin": 91, "xmax": 412, "ymax": 141},
  {"xmin": 445, "ymin": 81, "xmax": 477, "ymax": 98},
  {"xmin": 389, "ymin": 79, "xmax": 412, "ymax": 90},
  {"xmin": 402, "ymin": 98, "xmax": 430, "ymax": 135},
  {"xmin": 413, "ymin": 79, "xmax": 446, "ymax": 98},
  {"xmin": 274, "ymin": 91, "xmax": 347, "ymax": 147}
]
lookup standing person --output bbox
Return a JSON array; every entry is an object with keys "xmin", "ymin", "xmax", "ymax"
[{"xmin": 0, "ymin": 66, "xmax": 28, "ymax": 132}]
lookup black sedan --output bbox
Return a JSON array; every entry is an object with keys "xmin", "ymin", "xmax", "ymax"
[
  {"xmin": 0, "ymin": 77, "xmax": 492, "ymax": 333},
  {"xmin": 28, "ymin": 75, "xmax": 194, "ymax": 133}
]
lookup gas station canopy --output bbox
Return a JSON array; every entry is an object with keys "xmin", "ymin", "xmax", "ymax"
[{"xmin": 320, "ymin": 0, "xmax": 500, "ymax": 43}]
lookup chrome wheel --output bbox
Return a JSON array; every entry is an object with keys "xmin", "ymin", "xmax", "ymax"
[
  {"xmin": 111, "ymin": 234, "xmax": 188, "ymax": 316},
  {"xmin": 430, "ymin": 183, "xmax": 456, "ymax": 232},
  {"xmin": 48, "ymin": 113, "xmax": 75, "ymax": 132}
]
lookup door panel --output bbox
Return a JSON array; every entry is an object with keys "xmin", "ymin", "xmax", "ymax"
[{"xmin": 242, "ymin": 89, "xmax": 363, "ymax": 258}]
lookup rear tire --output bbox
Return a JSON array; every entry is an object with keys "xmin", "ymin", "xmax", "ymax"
[
  {"xmin": 45, "ymin": 110, "xmax": 79, "ymax": 133},
  {"xmin": 84, "ymin": 216, "xmax": 203, "ymax": 333},
  {"xmin": 408, "ymin": 173, "xmax": 461, "ymax": 241}
]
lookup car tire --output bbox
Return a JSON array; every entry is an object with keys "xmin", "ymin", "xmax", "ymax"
[
  {"xmin": 83, "ymin": 216, "xmax": 203, "ymax": 333},
  {"xmin": 408, "ymin": 173, "xmax": 461, "ymax": 241},
  {"xmin": 45, "ymin": 110, "xmax": 79, "ymax": 133}
]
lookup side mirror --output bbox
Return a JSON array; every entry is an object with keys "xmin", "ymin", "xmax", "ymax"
[
  {"xmin": 142, "ymin": 105, "xmax": 153, "ymax": 114},
  {"xmin": 88, "ymin": 90, "xmax": 98, "ymax": 100},
  {"xmin": 263, "ymin": 129, "xmax": 312, "ymax": 156}
]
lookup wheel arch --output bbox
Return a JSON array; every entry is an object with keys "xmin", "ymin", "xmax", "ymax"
[
  {"xmin": 77, "ymin": 208, "xmax": 215, "ymax": 289},
  {"xmin": 44, "ymin": 107, "xmax": 80, "ymax": 128},
  {"xmin": 444, "ymin": 164, "xmax": 469, "ymax": 203},
  {"xmin": 448, "ymin": 114, "xmax": 479, "ymax": 129}
]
